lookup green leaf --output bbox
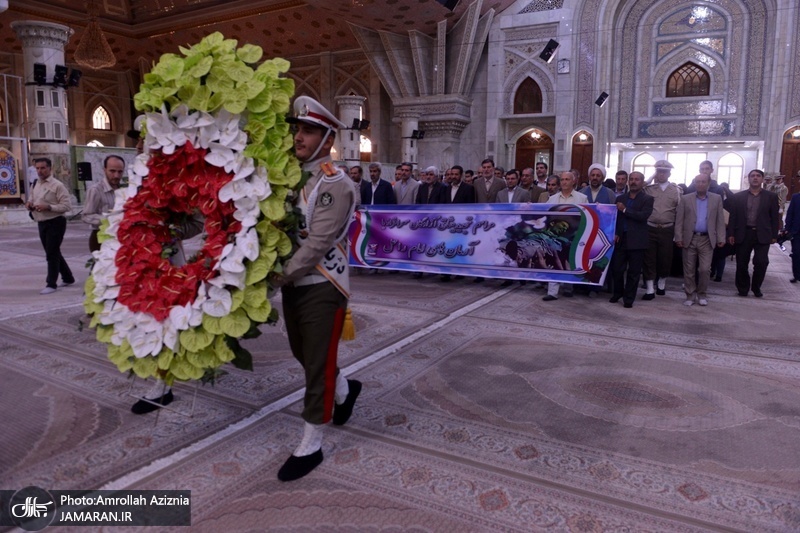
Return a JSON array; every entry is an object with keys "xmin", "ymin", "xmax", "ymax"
[
  {"xmin": 271, "ymin": 91, "xmax": 291, "ymax": 114},
  {"xmin": 202, "ymin": 314, "xmax": 224, "ymax": 335},
  {"xmin": 257, "ymin": 221, "xmax": 281, "ymax": 247},
  {"xmin": 236, "ymin": 44, "xmax": 263, "ymax": 64},
  {"xmin": 243, "ymin": 299, "xmax": 271, "ymax": 322},
  {"xmin": 132, "ymin": 356, "xmax": 158, "ymax": 379},
  {"xmin": 245, "ymin": 254, "xmax": 270, "ymax": 284},
  {"xmin": 96, "ymin": 326, "xmax": 113, "ymax": 344},
  {"xmin": 179, "ymin": 326, "xmax": 215, "ymax": 352},
  {"xmin": 187, "ymin": 55, "xmax": 214, "ymax": 78},
  {"xmin": 276, "ymin": 230, "xmax": 292, "ymax": 257},
  {"xmin": 203, "ymin": 32, "xmax": 225, "ymax": 48},
  {"xmin": 188, "ymin": 84, "xmax": 212, "ymax": 112},
  {"xmin": 152, "ymin": 54, "xmax": 185, "ymax": 81},
  {"xmin": 222, "ymin": 91, "xmax": 248, "ymax": 114},
  {"xmin": 215, "ymin": 336, "xmax": 236, "ymax": 363},
  {"xmin": 259, "ymin": 194, "xmax": 287, "ymax": 221},
  {"xmin": 157, "ymin": 348, "xmax": 175, "ymax": 370},
  {"xmin": 244, "ymin": 121, "xmax": 267, "ymax": 145},
  {"xmin": 230, "ymin": 287, "xmax": 245, "ymax": 311},
  {"xmin": 227, "ymin": 61, "xmax": 254, "ymax": 83},
  {"xmin": 243, "ymin": 281, "xmax": 267, "ymax": 308},
  {"xmin": 225, "ymin": 337, "xmax": 253, "ymax": 371},
  {"xmin": 246, "ymin": 89, "xmax": 273, "ymax": 113},
  {"xmin": 187, "ymin": 346, "xmax": 218, "ymax": 368},
  {"xmin": 220, "ymin": 308, "xmax": 251, "ymax": 337}
]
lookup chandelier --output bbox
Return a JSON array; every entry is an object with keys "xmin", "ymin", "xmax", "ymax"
[{"xmin": 74, "ymin": 0, "xmax": 116, "ymax": 69}]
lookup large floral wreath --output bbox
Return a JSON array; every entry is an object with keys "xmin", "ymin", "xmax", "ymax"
[{"xmin": 84, "ymin": 33, "xmax": 301, "ymax": 385}]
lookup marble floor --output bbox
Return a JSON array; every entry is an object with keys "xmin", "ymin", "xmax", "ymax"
[{"xmin": 1, "ymin": 221, "xmax": 799, "ymax": 532}]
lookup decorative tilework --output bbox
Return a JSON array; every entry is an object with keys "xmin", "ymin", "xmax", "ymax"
[
  {"xmin": 791, "ymin": 6, "xmax": 800, "ymax": 119},
  {"xmin": 637, "ymin": 119, "xmax": 735, "ymax": 138},
  {"xmin": 653, "ymin": 100, "xmax": 723, "ymax": 116},
  {"xmin": 519, "ymin": 0, "xmax": 564, "ymax": 14}
]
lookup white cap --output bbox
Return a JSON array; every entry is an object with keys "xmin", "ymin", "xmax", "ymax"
[
  {"xmin": 587, "ymin": 163, "xmax": 606, "ymax": 177},
  {"xmin": 654, "ymin": 159, "xmax": 674, "ymax": 170},
  {"xmin": 287, "ymin": 95, "xmax": 346, "ymax": 132}
]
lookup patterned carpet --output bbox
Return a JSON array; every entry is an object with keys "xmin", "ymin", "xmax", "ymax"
[{"xmin": 1, "ymin": 223, "xmax": 799, "ymax": 532}]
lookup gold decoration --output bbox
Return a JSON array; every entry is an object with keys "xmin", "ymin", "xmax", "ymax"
[{"xmin": 74, "ymin": 0, "xmax": 115, "ymax": 70}]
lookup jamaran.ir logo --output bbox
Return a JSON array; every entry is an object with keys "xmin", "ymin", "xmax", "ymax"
[{"xmin": 8, "ymin": 486, "xmax": 56, "ymax": 531}]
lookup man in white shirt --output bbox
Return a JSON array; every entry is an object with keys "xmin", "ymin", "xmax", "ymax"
[{"xmin": 543, "ymin": 172, "xmax": 588, "ymax": 301}]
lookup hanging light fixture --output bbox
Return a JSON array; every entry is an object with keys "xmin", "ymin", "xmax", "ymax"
[{"xmin": 74, "ymin": 0, "xmax": 116, "ymax": 70}]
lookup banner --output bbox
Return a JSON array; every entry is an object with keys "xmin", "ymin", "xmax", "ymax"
[{"xmin": 349, "ymin": 203, "xmax": 617, "ymax": 285}]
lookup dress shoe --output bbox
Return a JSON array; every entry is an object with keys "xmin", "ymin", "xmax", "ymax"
[
  {"xmin": 642, "ymin": 293, "xmax": 655, "ymax": 301},
  {"xmin": 440, "ymin": 274, "xmax": 452, "ymax": 282},
  {"xmin": 278, "ymin": 449, "xmax": 323, "ymax": 481},
  {"xmin": 623, "ymin": 302, "xmax": 633, "ymax": 308},
  {"xmin": 656, "ymin": 289, "xmax": 666, "ymax": 296},
  {"xmin": 333, "ymin": 380, "xmax": 362, "ymax": 426},
  {"xmin": 519, "ymin": 281, "xmax": 527, "ymax": 286},
  {"xmin": 737, "ymin": 291, "xmax": 748, "ymax": 297},
  {"xmin": 39, "ymin": 286, "xmax": 57, "ymax": 295},
  {"xmin": 713, "ymin": 277, "xmax": 722, "ymax": 282},
  {"xmin": 698, "ymin": 299, "xmax": 708, "ymax": 306},
  {"xmin": 411, "ymin": 272, "xmax": 423, "ymax": 279},
  {"xmin": 609, "ymin": 296, "xmax": 621, "ymax": 303},
  {"xmin": 131, "ymin": 390, "xmax": 174, "ymax": 414},
  {"xmin": 542, "ymin": 295, "xmax": 558, "ymax": 301},
  {"xmin": 752, "ymin": 291, "xmax": 763, "ymax": 298},
  {"xmin": 500, "ymin": 280, "xmax": 513, "ymax": 287},
  {"xmin": 473, "ymin": 277, "xmax": 485, "ymax": 283},
  {"xmin": 790, "ymin": 278, "xmax": 797, "ymax": 283},
  {"xmin": 60, "ymin": 280, "xmax": 75, "ymax": 287}
]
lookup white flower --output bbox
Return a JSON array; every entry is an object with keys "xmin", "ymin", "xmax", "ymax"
[
  {"xmin": 145, "ymin": 108, "xmax": 187, "ymax": 155},
  {"xmin": 129, "ymin": 325, "xmax": 164, "ymax": 358},
  {"xmin": 236, "ymin": 228, "xmax": 260, "ymax": 261},
  {"xmin": 219, "ymin": 242, "xmax": 246, "ymax": 273},
  {"xmin": 233, "ymin": 196, "xmax": 260, "ymax": 229},
  {"xmin": 219, "ymin": 178, "xmax": 253, "ymax": 203},
  {"xmin": 169, "ymin": 303, "xmax": 193, "ymax": 330},
  {"xmin": 207, "ymin": 269, "xmax": 246, "ymax": 290},
  {"xmin": 204, "ymin": 144, "xmax": 234, "ymax": 169},
  {"xmin": 232, "ymin": 154, "xmax": 254, "ymax": 181},
  {"xmin": 202, "ymin": 285, "xmax": 233, "ymax": 317}
]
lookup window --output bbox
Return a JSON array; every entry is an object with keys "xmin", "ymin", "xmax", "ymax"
[
  {"xmin": 717, "ymin": 153, "xmax": 743, "ymax": 189},
  {"xmin": 36, "ymin": 90, "xmax": 45, "ymax": 107},
  {"xmin": 87, "ymin": 140, "xmax": 104, "ymax": 147},
  {"xmin": 360, "ymin": 135, "xmax": 371, "ymax": 153},
  {"xmin": 53, "ymin": 122, "xmax": 63, "ymax": 140},
  {"xmin": 513, "ymin": 77, "xmax": 543, "ymax": 114},
  {"xmin": 37, "ymin": 122, "xmax": 47, "ymax": 138},
  {"xmin": 92, "ymin": 106, "xmax": 111, "ymax": 130},
  {"xmin": 666, "ymin": 62, "xmax": 710, "ymax": 97},
  {"xmin": 51, "ymin": 90, "xmax": 60, "ymax": 108},
  {"xmin": 666, "ymin": 152, "xmax": 707, "ymax": 186},
  {"xmin": 632, "ymin": 153, "xmax": 656, "ymax": 178}
]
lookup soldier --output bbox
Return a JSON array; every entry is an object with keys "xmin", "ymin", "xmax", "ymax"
[
  {"xmin": 642, "ymin": 160, "xmax": 681, "ymax": 300},
  {"xmin": 272, "ymin": 96, "xmax": 361, "ymax": 481}
]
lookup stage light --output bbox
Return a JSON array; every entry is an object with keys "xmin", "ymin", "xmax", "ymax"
[
  {"xmin": 67, "ymin": 69, "xmax": 83, "ymax": 87},
  {"xmin": 53, "ymin": 65, "xmax": 68, "ymax": 87},
  {"xmin": 359, "ymin": 119, "xmax": 370, "ymax": 130},
  {"xmin": 33, "ymin": 63, "xmax": 47, "ymax": 85},
  {"xmin": 595, "ymin": 91, "xmax": 609, "ymax": 107}
]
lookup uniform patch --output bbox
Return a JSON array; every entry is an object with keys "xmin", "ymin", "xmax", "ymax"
[{"xmin": 319, "ymin": 192, "xmax": 333, "ymax": 206}]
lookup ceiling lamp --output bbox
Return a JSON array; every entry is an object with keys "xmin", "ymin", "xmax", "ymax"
[{"xmin": 74, "ymin": 0, "xmax": 116, "ymax": 70}]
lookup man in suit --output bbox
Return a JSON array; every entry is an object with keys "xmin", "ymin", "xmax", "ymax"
[
  {"xmin": 442, "ymin": 165, "xmax": 475, "ymax": 204},
  {"xmin": 614, "ymin": 170, "xmax": 629, "ymax": 195},
  {"xmin": 784, "ymin": 191, "xmax": 800, "ymax": 283},
  {"xmin": 674, "ymin": 174, "xmax": 726, "ymax": 306},
  {"xmin": 535, "ymin": 162, "xmax": 549, "ymax": 188},
  {"xmin": 496, "ymin": 169, "xmax": 531, "ymax": 203},
  {"xmin": 580, "ymin": 164, "xmax": 616, "ymax": 204},
  {"xmin": 393, "ymin": 162, "xmax": 419, "ymax": 205},
  {"xmin": 727, "ymin": 169, "xmax": 780, "ymax": 297},
  {"xmin": 415, "ymin": 165, "xmax": 444, "ymax": 205},
  {"xmin": 360, "ymin": 163, "xmax": 396, "ymax": 206},
  {"xmin": 473, "ymin": 158, "xmax": 505, "ymax": 203},
  {"xmin": 609, "ymin": 171, "xmax": 654, "ymax": 308},
  {"xmin": 520, "ymin": 167, "xmax": 547, "ymax": 202}
]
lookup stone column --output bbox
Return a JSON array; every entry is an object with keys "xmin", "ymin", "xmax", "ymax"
[
  {"xmin": 11, "ymin": 21, "xmax": 74, "ymax": 192},
  {"xmin": 334, "ymin": 95, "xmax": 366, "ymax": 166}
]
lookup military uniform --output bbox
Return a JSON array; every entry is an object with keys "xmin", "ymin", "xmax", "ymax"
[{"xmin": 282, "ymin": 154, "xmax": 356, "ymax": 425}]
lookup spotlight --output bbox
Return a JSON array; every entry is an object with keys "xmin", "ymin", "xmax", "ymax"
[
  {"xmin": 411, "ymin": 130, "xmax": 420, "ymax": 140},
  {"xmin": 53, "ymin": 65, "xmax": 68, "ymax": 87},
  {"xmin": 359, "ymin": 119, "xmax": 370, "ymax": 130},
  {"xmin": 436, "ymin": 0, "xmax": 459, "ymax": 11},
  {"xmin": 539, "ymin": 39, "xmax": 560, "ymax": 64},
  {"xmin": 67, "ymin": 69, "xmax": 82, "ymax": 88},
  {"xmin": 33, "ymin": 63, "xmax": 47, "ymax": 85},
  {"xmin": 351, "ymin": 118, "xmax": 361, "ymax": 129},
  {"xmin": 595, "ymin": 91, "xmax": 609, "ymax": 107},
  {"xmin": 417, "ymin": 130, "xmax": 425, "ymax": 140}
]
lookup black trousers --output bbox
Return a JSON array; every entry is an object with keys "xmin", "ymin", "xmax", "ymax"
[
  {"xmin": 282, "ymin": 282, "xmax": 347, "ymax": 425},
  {"xmin": 643, "ymin": 226, "xmax": 674, "ymax": 281},
  {"xmin": 38, "ymin": 216, "xmax": 74, "ymax": 288},
  {"xmin": 611, "ymin": 235, "xmax": 645, "ymax": 305},
  {"xmin": 793, "ymin": 235, "xmax": 800, "ymax": 281},
  {"xmin": 735, "ymin": 228, "xmax": 769, "ymax": 294}
]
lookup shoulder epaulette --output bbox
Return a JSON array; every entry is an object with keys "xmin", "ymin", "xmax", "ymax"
[{"xmin": 321, "ymin": 162, "xmax": 337, "ymax": 177}]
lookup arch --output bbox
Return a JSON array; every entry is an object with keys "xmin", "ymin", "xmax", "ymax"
[
  {"xmin": 632, "ymin": 152, "xmax": 657, "ymax": 177},
  {"xmin": 504, "ymin": 65, "xmax": 554, "ymax": 115},
  {"xmin": 87, "ymin": 139, "xmax": 104, "ymax": 147},
  {"xmin": 286, "ymin": 73, "xmax": 320, "ymax": 102},
  {"xmin": 513, "ymin": 77, "xmax": 543, "ymax": 114},
  {"xmin": 666, "ymin": 62, "xmax": 710, "ymax": 97},
  {"xmin": 92, "ymin": 105, "xmax": 112, "ymax": 130},
  {"xmin": 654, "ymin": 46, "xmax": 725, "ymax": 99},
  {"xmin": 84, "ymin": 95, "xmax": 122, "ymax": 136},
  {"xmin": 509, "ymin": 125, "xmax": 556, "ymax": 145}
]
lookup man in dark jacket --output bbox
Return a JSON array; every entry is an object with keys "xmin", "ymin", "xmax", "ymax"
[
  {"xmin": 727, "ymin": 169, "xmax": 779, "ymax": 297},
  {"xmin": 360, "ymin": 164, "xmax": 396, "ymax": 206},
  {"xmin": 609, "ymin": 171, "xmax": 654, "ymax": 308}
]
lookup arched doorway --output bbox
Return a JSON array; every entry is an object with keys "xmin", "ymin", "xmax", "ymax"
[
  {"xmin": 570, "ymin": 131, "xmax": 594, "ymax": 183},
  {"xmin": 515, "ymin": 129, "xmax": 553, "ymax": 171},
  {"xmin": 780, "ymin": 126, "xmax": 800, "ymax": 196}
]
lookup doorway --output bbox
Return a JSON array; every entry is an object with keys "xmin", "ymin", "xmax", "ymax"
[{"xmin": 515, "ymin": 129, "xmax": 553, "ymax": 171}]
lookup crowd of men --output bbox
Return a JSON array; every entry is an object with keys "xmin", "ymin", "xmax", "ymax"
[{"xmin": 345, "ymin": 158, "xmax": 787, "ymax": 308}]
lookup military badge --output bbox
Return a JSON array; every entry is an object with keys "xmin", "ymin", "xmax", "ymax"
[{"xmin": 319, "ymin": 192, "xmax": 333, "ymax": 206}]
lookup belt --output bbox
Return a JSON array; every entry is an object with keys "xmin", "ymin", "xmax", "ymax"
[
  {"xmin": 693, "ymin": 232, "xmax": 708, "ymax": 236},
  {"xmin": 647, "ymin": 222, "xmax": 673, "ymax": 228}
]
